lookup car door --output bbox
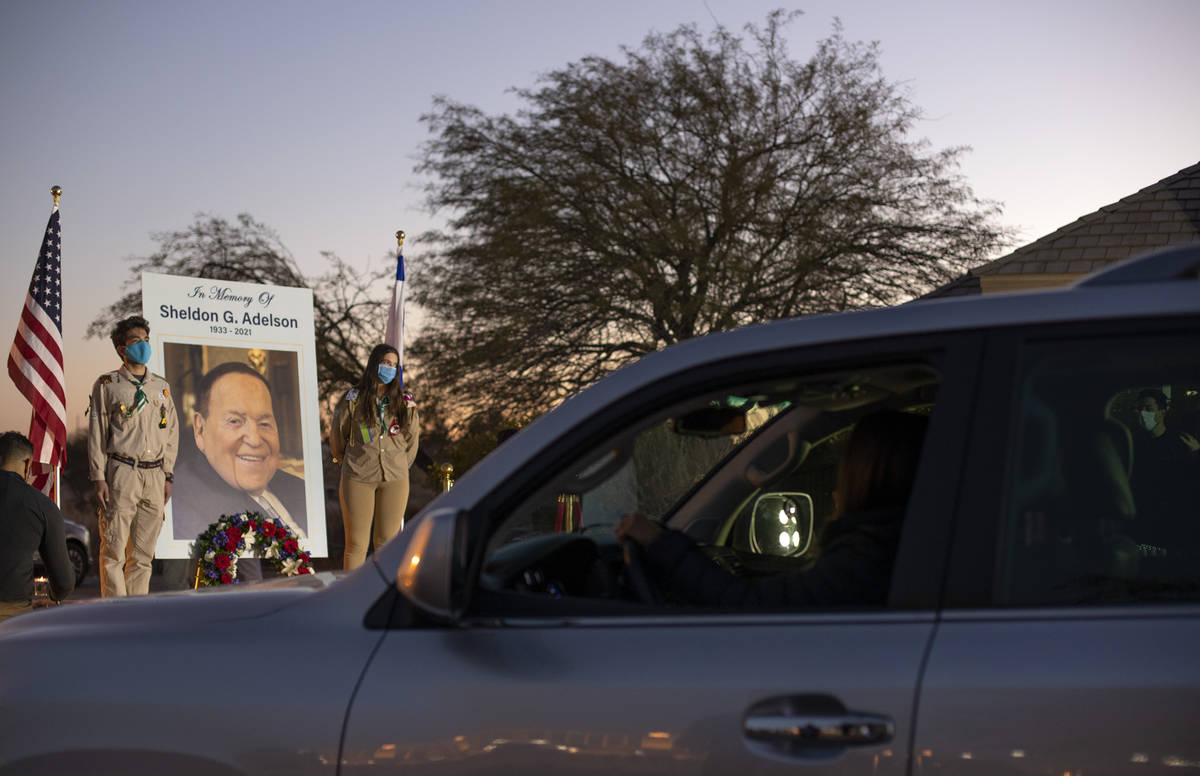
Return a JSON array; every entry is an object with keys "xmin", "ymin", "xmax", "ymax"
[
  {"xmin": 917, "ymin": 319, "xmax": 1200, "ymax": 775},
  {"xmin": 342, "ymin": 333, "xmax": 982, "ymax": 774}
]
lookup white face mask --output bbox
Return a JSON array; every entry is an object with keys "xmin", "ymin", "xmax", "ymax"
[{"xmin": 1139, "ymin": 410, "xmax": 1159, "ymax": 431}]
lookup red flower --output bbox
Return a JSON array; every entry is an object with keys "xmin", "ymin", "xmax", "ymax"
[
  {"xmin": 299, "ymin": 566, "xmax": 312, "ymax": 574},
  {"xmin": 299, "ymin": 552, "xmax": 310, "ymax": 562},
  {"xmin": 284, "ymin": 538, "xmax": 298, "ymax": 553},
  {"xmin": 246, "ymin": 520, "xmax": 258, "ymax": 533},
  {"xmin": 220, "ymin": 573, "xmax": 232, "ymax": 584},
  {"xmin": 227, "ymin": 526, "xmax": 243, "ymax": 542},
  {"xmin": 215, "ymin": 553, "xmax": 231, "ymax": 570},
  {"xmin": 261, "ymin": 522, "xmax": 276, "ymax": 538}
]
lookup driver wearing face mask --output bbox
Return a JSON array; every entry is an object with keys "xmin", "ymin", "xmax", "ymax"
[{"xmin": 1129, "ymin": 388, "xmax": 1200, "ymax": 552}]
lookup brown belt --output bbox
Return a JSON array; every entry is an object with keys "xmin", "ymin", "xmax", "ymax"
[{"xmin": 109, "ymin": 453, "xmax": 163, "ymax": 469}]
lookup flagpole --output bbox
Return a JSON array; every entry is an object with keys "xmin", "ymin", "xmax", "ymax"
[
  {"xmin": 384, "ymin": 229, "xmax": 406, "ymax": 386},
  {"xmin": 395, "ymin": 230, "xmax": 405, "ymax": 390},
  {"xmin": 9, "ymin": 185, "xmax": 67, "ymax": 503},
  {"xmin": 50, "ymin": 186, "xmax": 62, "ymax": 508}
]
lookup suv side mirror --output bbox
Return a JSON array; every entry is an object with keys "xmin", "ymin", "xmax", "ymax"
[
  {"xmin": 394, "ymin": 508, "xmax": 467, "ymax": 623},
  {"xmin": 749, "ymin": 492, "xmax": 815, "ymax": 557}
]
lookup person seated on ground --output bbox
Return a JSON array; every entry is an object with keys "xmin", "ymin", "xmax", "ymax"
[
  {"xmin": 0, "ymin": 431, "xmax": 74, "ymax": 622},
  {"xmin": 615, "ymin": 410, "xmax": 929, "ymax": 608}
]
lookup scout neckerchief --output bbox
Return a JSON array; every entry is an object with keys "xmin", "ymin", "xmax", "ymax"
[
  {"xmin": 355, "ymin": 394, "xmax": 388, "ymax": 444},
  {"xmin": 355, "ymin": 393, "xmax": 400, "ymax": 443},
  {"xmin": 122, "ymin": 369, "xmax": 149, "ymax": 418}
]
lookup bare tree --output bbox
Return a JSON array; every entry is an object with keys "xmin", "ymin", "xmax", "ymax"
[
  {"xmin": 89, "ymin": 213, "xmax": 389, "ymax": 402},
  {"xmin": 412, "ymin": 11, "xmax": 1009, "ymax": 431}
]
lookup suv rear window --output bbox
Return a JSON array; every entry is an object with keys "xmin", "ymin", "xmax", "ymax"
[{"xmin": 1000, "ymin": 333, "xmax": 1200, "ymax": 606}]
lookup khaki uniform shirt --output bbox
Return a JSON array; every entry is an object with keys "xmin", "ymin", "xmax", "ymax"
[
  {"xmin": 87, "ymin": 366, "xmax": 179, "ymax": 482},
  {"xmin": 332, "ymin": 388, "xmax": 420, "ymax": 483}
]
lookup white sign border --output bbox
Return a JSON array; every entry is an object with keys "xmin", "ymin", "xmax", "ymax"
[{"xmin": 142, "ymin": 272, "xmax": 327, "ymax": 560}]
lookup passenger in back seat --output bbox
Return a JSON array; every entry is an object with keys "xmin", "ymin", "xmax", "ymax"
[{"xmin": 1130, "ymin": 389, "xmax": 1200, "ymax": 554}]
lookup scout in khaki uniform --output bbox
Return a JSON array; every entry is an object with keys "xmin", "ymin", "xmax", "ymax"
[
  {"xmin": 331, "ymin": 344, "xmax": 420, "ymax": 570},
  {"xmin": 87, "ymin": 315, "xmax": 179, "ymax": 597}
]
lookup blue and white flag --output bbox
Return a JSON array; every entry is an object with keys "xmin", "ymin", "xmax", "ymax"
[{"xmin": 383, "ymin": 247, "xmax": 405, "ymax": 389}]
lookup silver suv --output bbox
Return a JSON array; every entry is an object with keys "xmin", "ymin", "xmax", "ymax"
[{"xmin": 2, "ymin": 244, "xmax": 1198, "ymax": 775}]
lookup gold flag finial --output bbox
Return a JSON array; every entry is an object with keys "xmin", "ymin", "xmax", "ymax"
[
  {"xmin": 395, "ymin": 230, "xmax": 406, "ymax": 249},
  {"xmin": 51, "ymin": 185, "xmax": 62, "ymax": 210}
]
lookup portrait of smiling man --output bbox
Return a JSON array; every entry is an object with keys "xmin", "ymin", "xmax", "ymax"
[{"xmin": 170, "ymin": 361, "xmax": 308, "ymax": 550}]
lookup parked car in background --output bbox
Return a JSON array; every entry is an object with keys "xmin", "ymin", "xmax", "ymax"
[
  {"xmin": 31, "ymin": 518, "xmax": 91, "ymax": 587},
  {"xmin": 2, "ymin": 245, "xmax": 1199, "ymax": 775}
]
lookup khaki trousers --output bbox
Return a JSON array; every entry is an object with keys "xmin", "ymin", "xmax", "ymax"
[
  {"xmin": 340, "ymin": 471, "xmax": 409, "ymax": 570},
  {"xmin": 0, "ymin": 600, "xmax": 33, "ymax": 623},
  {"xmin": 99, "ymin": 459, "xmax": 166, "ymax": 597}
]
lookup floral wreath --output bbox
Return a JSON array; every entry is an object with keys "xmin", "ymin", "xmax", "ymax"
[{"xmin": 192, "ymin": 511, "xmax": 314, "ymax": 587}]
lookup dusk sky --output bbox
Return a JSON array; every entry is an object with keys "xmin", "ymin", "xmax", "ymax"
[{"xmin": 2, "ymin": 0, "xmax": 1198, "ymax": 436}]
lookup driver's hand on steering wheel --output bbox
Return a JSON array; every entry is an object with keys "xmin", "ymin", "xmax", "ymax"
[{"xmin": 614, "ymin": 512, "xmax": 663, "ymax": 547}]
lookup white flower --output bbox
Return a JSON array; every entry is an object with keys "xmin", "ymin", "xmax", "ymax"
[
  {"xmin": 264, "ymin": 545, "xmax": 280, "ymax": 560},
  {"xmin": 280, "ymin": 558, "xmax": 302, "ymax": 576}
]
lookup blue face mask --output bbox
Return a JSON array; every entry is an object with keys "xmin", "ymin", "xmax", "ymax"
[
  {"xmin": 377, "ymin": 364, "xmax": 398, "ymax": 384},
  {"xmin": 124, "ymin": 341, "xmax": 151, "ymax": 365}
]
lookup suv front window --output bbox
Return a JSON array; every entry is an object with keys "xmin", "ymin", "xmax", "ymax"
[
  {"xmin": 488, "ymin": 395, "xmax": 787, "ymax": 549},
  {"xmin": 479, "ymin": 362, "xmax": 941, "ymax": 610}
]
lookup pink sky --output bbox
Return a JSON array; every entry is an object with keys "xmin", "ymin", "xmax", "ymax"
[{"xmin": 2, "ymin": 0, "xmax": 1198, "ymax": 437}]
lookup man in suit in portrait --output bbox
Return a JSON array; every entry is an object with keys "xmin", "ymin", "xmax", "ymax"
[{"xmin": 171, "ymin": 362, "xmax": 307, "ymax": 551}]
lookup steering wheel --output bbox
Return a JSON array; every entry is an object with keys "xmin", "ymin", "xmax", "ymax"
[{"xmin": 621, "ymin": 539, "xmax": 662, "ymax": 606}]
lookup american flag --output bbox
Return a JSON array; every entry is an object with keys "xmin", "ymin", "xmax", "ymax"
[
  {"xmin": 7, "ymin": 208, "xmax": 66, "ymax": 497},
  {"xmin": 382, "ymin": 245, "xmax": 405, "ymax": 390}
]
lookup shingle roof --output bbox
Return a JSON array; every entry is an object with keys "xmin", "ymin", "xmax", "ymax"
[
  {"xmin": 921, "ymin": 161, "xmax": 1200, "ymax": 297},
  {"xmin": 917, "ymin": 272, "xmax": 981, "ymax": 299}
]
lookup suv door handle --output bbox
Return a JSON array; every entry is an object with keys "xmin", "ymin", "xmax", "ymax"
[
  {"xmin": 743, "ymin": 695, "xmax": 895, "ymax": 754},
  {"xmin": 744, "ymin": 711, "xmax": 894, "ymax": 746}
]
